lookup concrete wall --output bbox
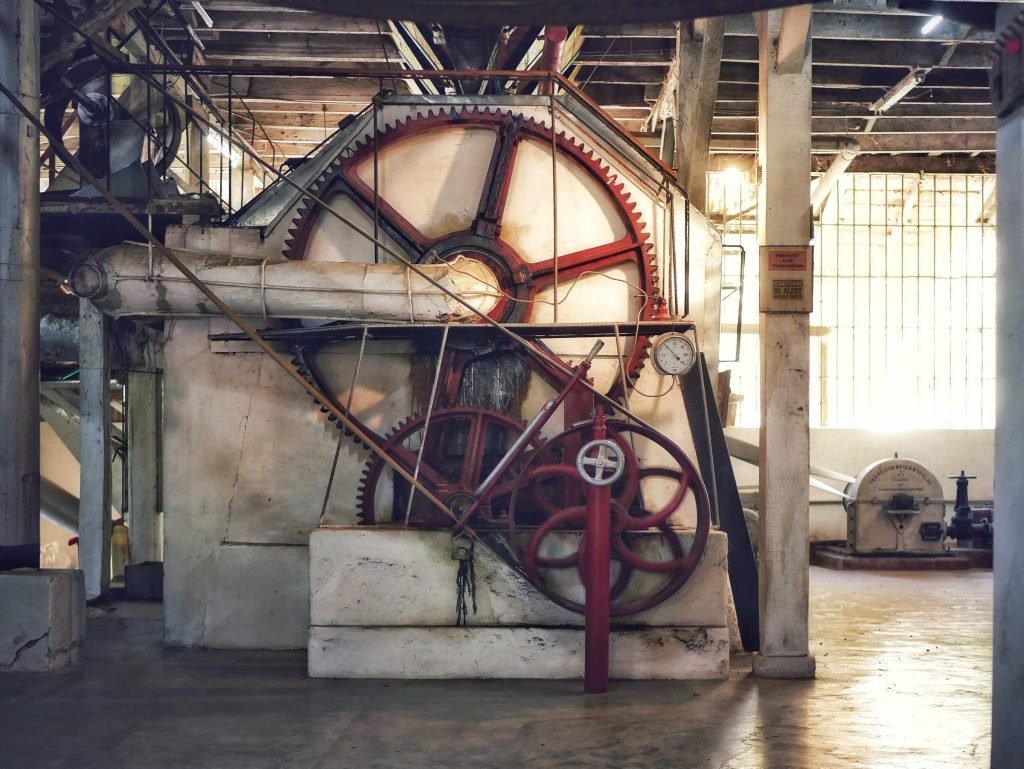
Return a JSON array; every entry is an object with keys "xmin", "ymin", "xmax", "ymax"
[
  {"xmin": 727, "ymin": 427, "xmax": 994, "ymax": 540},
  {"xmin": 162, "ymin": 320, "xmax": 420, "ymax": 648}
]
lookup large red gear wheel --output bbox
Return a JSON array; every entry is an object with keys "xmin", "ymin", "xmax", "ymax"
[
  {"xmin": 283, "ymin": 107, "xmax": 659, "ymax": 392},
  {"xmin": 506, "ymin": 419, "xmax": 711, "ymax": 617}
]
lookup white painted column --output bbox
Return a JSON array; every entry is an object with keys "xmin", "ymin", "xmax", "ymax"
[
  {"xmin": 993, "ymin": 7, "xmax": 1024, "ymax": 762},
  {"xmin": 752, "ymin": 8, "xmax": 815, "ymax": 679},
  {"xmin": 127, "ymin": 370, "xmax": 161, "ymax": 563},
  {"xmin": 79, "ymin": 300, "xmax": 111, "ymax": 600}
]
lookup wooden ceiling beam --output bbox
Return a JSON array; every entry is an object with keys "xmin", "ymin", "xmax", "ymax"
[
  {"xmin": 708, "ymin": 133, "xmax": 995, "ymax": 153},
  {"xmin": 719, "ymin": 37, "xmax": 990, "ymax": 68},
  {"xmin": 572, "ymin": 66, "xmax": 668, "ymax": 84},
  {"xmin": 704, "ymin": 152, "xmax": 996, "ymax": 174},
  {"xmin": 217, "ymin": 100, "xmax": 371, "ymax": 114},
  {"xmin": 714, "ymin": 82, "xmax": 991, "ymax": 104},
  {"xmin": 232, "ymin": 111, "xmax": 360, "ymax": 128},
  {"xmin": 191, "ymin": 12, "xmax": 385, "ymax": 34},
  {"xmin": 587, "ymin": 11, "xmax": 991, "ymax": 42},
  {"xmin": 717, "ymin": 61, "xmax": 988, "ymax": 88},
  {"xmin": 208, "ymin": 76, "xmax": 391, "ymax": 101},
  {"xmin": 725, "ymin": 11, "xmax": 991, "ymax": 42},
  {"xmin": 201, "ymin": 32, "xmax": 400, "ymax": 62},
  {"xmin": 712, "ymin": 115, "xmax": 997, "ymax": 134},
  {"xmin": 577, "ymin": 36, "xmax": 991, "ymax": 69}
]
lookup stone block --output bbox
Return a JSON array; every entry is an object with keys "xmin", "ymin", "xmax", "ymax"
[
  {"xmin": 125, "ymin": 561, "xmax": 164, "ymax": 601},
  {"xmin": 308, "ymin": 626, "xmax": 730, "ymax": 680},
  {"xmin": 0, "ymin": 569, "xmax": 85, "ymax": 672},
  {"xmin": 309, "ymin": 527, "xmax": 728, "ymax": 629}
]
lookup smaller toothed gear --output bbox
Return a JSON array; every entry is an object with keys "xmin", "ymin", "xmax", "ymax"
[{"xmin": 356, "ymin": 407, "xmax": 543, "ymax": 527}]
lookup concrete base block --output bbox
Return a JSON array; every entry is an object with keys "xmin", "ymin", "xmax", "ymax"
[
  {"xmin": 309, "ymin": 526, "xmax": 730, "ymax": 681},
  {"xmin": 751, "ymin": 652, "xmax": 816, "ymax": 679},
  {"xmin": 0, "ymin": 569, "xmax": 85, "ymax": 672},
  {"xmin": 309, "ymin": 626, "xmax": 730, "ymax": 680},
  {"xmin": 310, "ymin": 527, "xmax": 728, "ymax": 629}
]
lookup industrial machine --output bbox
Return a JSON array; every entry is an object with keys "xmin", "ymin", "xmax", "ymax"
[
  {"xmin": 57, "ymin": 81, "xmax": 750, "ymax": 685},
  {"xmin": 844, "ymin": 457, "xmax": 948, "ymax": 554}
]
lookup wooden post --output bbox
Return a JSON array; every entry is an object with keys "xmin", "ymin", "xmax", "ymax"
[
  {"xmin": 751, "ymin": 7, "xmax": 815, "ymax": 679},
  {"xmin": 674, "ymin": 17, "xmax": 724, "ymax": 212}
]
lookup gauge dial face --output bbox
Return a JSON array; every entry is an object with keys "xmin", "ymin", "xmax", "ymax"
[{"xmin": 652, "ymin": 333, "xmax": 696, "ymax": 376}]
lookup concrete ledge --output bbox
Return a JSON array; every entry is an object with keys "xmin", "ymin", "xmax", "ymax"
[
  {"xmin": 309, "ymin": 626, "xmax": 730, "ymax": 680},
  {"xmin": 811, "ymin": 544, "xmax": 973, "ymax": 571},
  {"xmin": 0, "ymin": 569, "xmax": 85, "ymax": 672},
  {"xmin": 310, "ymin": 527, "xmax": 728, "ymax": 629},
  {"xmin": 751, "ymin": 652, "xmax": 816, "ymax": 679}
]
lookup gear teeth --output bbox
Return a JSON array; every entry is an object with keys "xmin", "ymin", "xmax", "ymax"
[{"xmin": 285, "ymin": 105, "xmax": 663, "ymax": 414}]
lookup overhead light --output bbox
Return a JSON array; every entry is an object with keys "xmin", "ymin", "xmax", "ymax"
[
  {"xmin": 207, "ymin": 131, "xmax": 242, "ymax": 167},
  {"xmin": 870, "ymin": 68, "xmax": 926, "ymax": 113},
  {"xmin": 921, "ymin": 15, "xmax": 943, "ymax": 34},
  {"xmin": 191, "ymin": 1, "xmax": 214, "ymax": 28}
]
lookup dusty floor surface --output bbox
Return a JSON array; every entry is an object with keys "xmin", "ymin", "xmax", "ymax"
[{"xmin": 0, "ymin": 567, "xmax": 991, "ymax": 769}]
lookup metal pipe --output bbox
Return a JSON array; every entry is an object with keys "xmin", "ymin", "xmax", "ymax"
[
  {"xmin": 40, "ymin": 479, "xmax": 78, "ymax": 534},
  {"xmin": 810, "ymin": 139, "xmax": 860, "ymax": 213},
  {"xmin": 68, "ymin": 244, "xmax": 502, "ymax": 321},
  {"xmin": 539, "ymin": 26, "xmax": 568, "ymax": 96},
  {"xmin": 0, "ymin": 0, "xmax": 40, "ymax": 571}
]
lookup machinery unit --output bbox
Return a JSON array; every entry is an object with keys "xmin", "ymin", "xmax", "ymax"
[
  {"xmin": 59, "ymin": 83, "xmax": 755, "ymax": 684},
  {"xmin": 844, "ymin": 457, "xmax": 947, "ymax": 553}
]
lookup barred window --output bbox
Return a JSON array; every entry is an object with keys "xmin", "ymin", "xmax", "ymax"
[{"xmin": 710, "ymin": 172, "xmax": 997, "ymax": 429}]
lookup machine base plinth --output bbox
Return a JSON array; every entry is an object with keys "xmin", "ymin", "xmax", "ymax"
[
  {"xmin": 308, "ymin": 527, "xmax": 730, "ymax": 680},
  {"xmin": 309, "ymin": 626, "xmax": 729, "ymax": 680},
  {"xmin": 811, "ymin": 544, "xmax": 974, "ymax": 571},
  {"xmin": 751, "ymin": 652, "xmax": 816, "ymax": 679}
]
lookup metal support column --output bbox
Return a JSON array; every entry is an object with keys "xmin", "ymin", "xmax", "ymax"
[
  {"xmin": 0, "ymin": 0, "xmax": 40, "ymax": 571},
  {"xmin": 79, "ymin": 300, "xmax": 112, "ymax": 599},
  {"xmin": 993, "ymin": 7, "xmax": 1024, "ymax": 762},
  {"xmin": 752, "ymin": 7, "xmax": 815, "ymax": 679}
]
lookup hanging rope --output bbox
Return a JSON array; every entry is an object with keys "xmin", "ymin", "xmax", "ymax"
[{"xmin": 454, "ymin": 539, "xmax": 478, "ymax": 627}]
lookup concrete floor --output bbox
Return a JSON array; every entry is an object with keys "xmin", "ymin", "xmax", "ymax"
[{"xmin": 0, "ymin": 567, "xmax": 991, "ymax": 769}]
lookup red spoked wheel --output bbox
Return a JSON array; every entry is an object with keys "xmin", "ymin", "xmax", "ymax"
[
  {"xmin": 357, "ymin": 407, "xmax": 543, "ymax": 527},
  {"xmin": 507, "ymin": 420, "xmax": 711, "ymax": 616},
  {"xmin": 283, "ymin": 107, "xmax": 660, "ymax": 396}
]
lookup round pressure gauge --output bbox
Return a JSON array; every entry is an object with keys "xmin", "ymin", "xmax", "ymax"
[{"xmin": 652, "ymin": 333, "xmax": 697, "ymax": 377}]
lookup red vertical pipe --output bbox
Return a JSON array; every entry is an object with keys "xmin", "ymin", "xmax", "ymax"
[
  {"xmin": 583, "ymin": 418, "xmax": 611, "ymax": 694},
  {"xmin": 540, "ymin": 25, "xmax": 569, "ymax": 96}
]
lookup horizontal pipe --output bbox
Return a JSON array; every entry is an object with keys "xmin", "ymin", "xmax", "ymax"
[
  {"xmin": 810, "ymin": 139, "xmax": 861, "ymax": 211},
  {"xmin": 69, "ymin": 244, "xmax": 503, "ymax": 321},
  {"xmin": 41, "ymin": 478, "xmax": 78, "ymax": 533}
]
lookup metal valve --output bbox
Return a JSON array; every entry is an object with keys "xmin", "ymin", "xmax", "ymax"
[{"xmin": 576, "ymin": 438, "xmax": 626, "ymax": 487}]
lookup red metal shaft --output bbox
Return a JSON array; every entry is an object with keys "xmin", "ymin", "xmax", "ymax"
[
  {"xmin": 451, "ymin": 341, "xmax": 603, "ymax": 536},
  {"xmin": 584, "ymin": 417, "xmax": 612, "ymax": 694},
  {"xmin": 540, "ymin": 26, "xmax": 569, "ymax": 96}
]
